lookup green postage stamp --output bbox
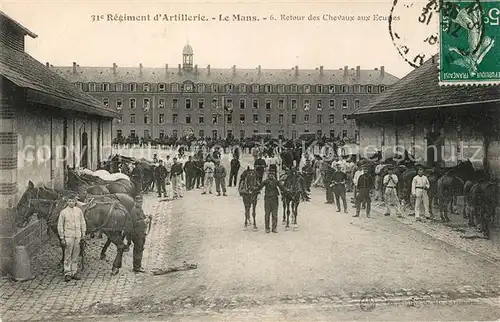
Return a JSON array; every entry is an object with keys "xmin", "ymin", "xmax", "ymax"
[{"xmin": 439, "ymin": 0, "xmax": 500, "ymax": 85}]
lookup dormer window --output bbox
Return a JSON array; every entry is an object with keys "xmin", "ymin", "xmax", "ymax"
[
  {"xmin": 252, "ymin": 84, "xmax": 259, "ymax": 93},
  {"xmin": 115, "ymin": 83, "xmax": 123, "ymax": 92},
  {"xmin": 264, "ymin": 84, "xmax": 272, "ymax": 93},
  {"xmin": 316, "ymin": 85, "xmax": 323, "ymax": 93},
  {"xmin": 328, "ymin": 85, "xmax": 335, "ymax": 94},
  {"xmin": 88, "ymin": 83, "xmax": 95, "ymax": 92},
  {"xmin": 197, "ymin": 84, "xmax": 205, "ymax": 92},
  {"xmin": 278, "ymin": 85, "xmax": 285, "ymax": 93},
  {"xmin": 291, "ymin": 84, "xmax": 298, "ymax": 93},
  {"xmin": 172, "ymin": 83, "xmax": 179, "ymax": 92},
  {"xmin": 103, "ymin": 83, "xmax": 110, "ymax": 91},
  {"xmin": 158, "ymin": 83, "xmax": 166, "ymax": 92},
  {"xmin": 225, "ymin": 84, "xmax": 234, "ymax": 92},
  {"xmin": 367, "ymin": 85, "xmax": 373, "ymax": 93},
  {"xmin": 143, "ymin": 83, "xmax": 150, "ymax": 92},
  {"xmin": 380, "ymin": 85, "xmax": 386, "ymax": 92},
  {"xmin": 303, "ymin": 85, "xmax": 311, "ymax": 93},
  {"xmin": 212, "ymin": 84, "xmax": 219, "ymax": 92},
  {"xmin": 130, "ymin": 83, "xmax": 137, "ymax": 92},
  {"xmin": 239, "ymin": 84, "xmax": 246, "ymax": 92},
  {"xmin": 341, "ymin": 85, "xmax": 348, "ymax": 93},
  {"xmin": 74, "ymin": 82, "xmax": 83, "ymax": 90}
]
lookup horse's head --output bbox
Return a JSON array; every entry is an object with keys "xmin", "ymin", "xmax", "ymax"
[{"xmin": 16, "ymin": 181, "xmax": 39, "ymax": 227}]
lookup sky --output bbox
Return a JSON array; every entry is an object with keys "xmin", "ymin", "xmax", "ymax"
[{"xmin": 2, "ymin": 0, "xmax": 440, "ymax": 78}]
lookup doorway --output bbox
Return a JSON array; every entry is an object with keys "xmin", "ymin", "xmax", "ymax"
[{"xmin": 81, "ymin": 132, "xmax": 88, "ymax": 169}]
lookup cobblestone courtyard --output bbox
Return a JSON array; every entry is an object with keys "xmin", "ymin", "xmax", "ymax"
[{"xmin": 1, "ymin": 153, "xmax": 500, "ymax": 321}]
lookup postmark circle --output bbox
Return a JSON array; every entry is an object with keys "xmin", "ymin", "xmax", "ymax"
[{"xmin": 359, "ymin": 294, "xmax": 376, "ymax": 312}]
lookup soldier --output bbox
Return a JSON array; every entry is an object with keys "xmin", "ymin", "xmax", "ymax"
[
  {"xmin": 324, "ymin": 161, "xmax": 336, "ymax": 204},
  {"xmin": 183, "ymin": 156, "xmax": 195, "ymax": 190},
  {"xmin": 354, "ymin": 165, "xmax": 374, "ymax": 218},
  {"xmin": 383, "ymin": 166, "xmax": 400, "ymax": 217},
  {"xmin": 256, "ymin": 170, "xmax": 286, "ymax": 234},
  {"xmin": 170, "ymin": 157, "xmax": 184, "ymax": 198},
  {"xmin": 202, "ymin": 157, "xmax": 215, "ymax": 195},
  {"xmin": 345, "ymin": 159, "xmax": 356, "ymax": 192},
  {"xmin": 254, "ymin": 154, "xmax": 267, "ymax": 183},
  {"xmin": 154, "ymin": 160, "xmax": 168, "ymax": 198},
  {"xmin": 228, "ymin": 154, "xmax": 240, "ymax": 187},
  {"xmin": 57, "ymin": 195, "xmax": 86, "ymax": 282},
  {"xmin": 412, "ymin": 167, "xmax": 430, "ymax": 221},
  {"xmin": 129, "ymin": 195, "xmax": 147, "ymax": 273},
  {"xmin": 301, "ymin": 160, "xmax": 314, "ymax": 192},
  {"xmin": 130, "ymin": 162, "xmax": 143, "ymax": 195},
  {"xmin": 164, "ymin": 155, "xmax": 172, "ymax": 185},
  {"xmin": 331, "ymin": 163, "xmax": 348, "ymax": 213},
  {"xmin": 214, "ymin": 160, "xmax": 228, "ymax": 196}
]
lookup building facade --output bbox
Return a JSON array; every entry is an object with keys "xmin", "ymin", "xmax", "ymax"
[
  {"xmin": 50, "ymin": 44, "xmax": 399, "ymax": 141},
  {"xmin": 0, "ymin": 11, "xmax": 118, "ymax": 274}
]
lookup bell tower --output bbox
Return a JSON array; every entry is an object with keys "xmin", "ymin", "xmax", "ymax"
[{"xmin": 182, "ymin": 42, "xmax": 193, "ymax": 71}]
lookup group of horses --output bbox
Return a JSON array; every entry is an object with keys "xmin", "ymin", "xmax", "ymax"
[{"xmin": 368, "ymin": 156, "xmax": 498, "ymax": 238}]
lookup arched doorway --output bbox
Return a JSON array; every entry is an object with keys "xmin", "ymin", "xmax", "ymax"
[{"xmin": 81, "ymin": 132, "xmax": 88, "ymax": 169}]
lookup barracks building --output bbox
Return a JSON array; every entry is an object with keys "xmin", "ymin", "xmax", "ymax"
[{"xmin": 49, "ymin": 44, "xmax": 399, "ymax": 141}]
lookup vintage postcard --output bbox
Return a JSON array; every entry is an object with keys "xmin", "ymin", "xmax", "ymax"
[{"xmin": 1, "ymin": 0, "xmax": 499, "ymax": 321}]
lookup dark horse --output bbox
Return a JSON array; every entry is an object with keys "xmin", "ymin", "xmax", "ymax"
[
  {"xmin": 67, "ymin": 169, "xmax": 140, "ymax": 198},
  {"xmin": 466, "ymin": 180, "xmax": 499, "ymax": 239},
  {"xmin": 16, "ymin": 183, "xmax": 137, "ymax": 275},
  {"xmin": 281, "ymin": 169, "xmax": 306, "ymax": 230},
  {"xmin": 238, "ymin": 168, "xmax": 259, "ymax": 230}
]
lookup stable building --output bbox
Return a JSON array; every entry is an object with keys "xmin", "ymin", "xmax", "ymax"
[
  {"xmin": 351, "ymin": 54, "xmax": 500, "ymax": 180},
  {"xmin": 0, "ymin": 11, "xmax": 119, "ymax": 274}
]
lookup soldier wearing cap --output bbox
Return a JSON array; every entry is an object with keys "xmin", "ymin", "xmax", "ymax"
[
  {"xmin": 354, "ymin": 164, "xmax": 374, "ymax": 218},
  {"xmin": 57, "ymin": 194, "xmax": 86, "ymax": 282},
  {"xmin": 331, "ymin": 163, "xmax": 348, "ymax": 213},
  {"xmin": 383, "ymin": 166, "xmax": 400, "ymax": 217},
  {"xmin": 412, "ymin": 166, "xmax": 430, "ymax": 221},
  {"xmin": 128, "ymin": 195, "xmax": 147, "ymax": 273},
  {"xmin": 256, "ymin": 169, "xmax": 286, "ymax": 233}
]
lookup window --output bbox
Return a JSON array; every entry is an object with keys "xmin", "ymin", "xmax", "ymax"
[
  {"xmin": 103, "ymin": 98, "xmax": 109, "ymax": 107},
  {"xmin": 159, "ymin": 130, "xmax": 164, "ymax": 139},
  {"xmin": 130, "ymin": 98, "xmax": 136, "ymax": 109},
  {"xmin": 159, "ymin": 83, "xmax": 166, "ymax": 92},
  {"xmin": 304, "ymin": 129, "xmax": 310, "ymax": 133},
  {"xmin": 173, "ymin": 130, "xmax": 178, "ymax": 138},
  {"xmin": 239, "ymin": 99, "xmax": 246, "ymax": 109},
  {"xmin": 186, "ymin": 115, "xmax": 191, "ymax": 124},
  {"xmin": 265, "ymin": 99, "xmax": 271, "ymax": 110},
  {"xmin": 291, "ymin": 99, "xmax": 297, "ymax": 109},
  {"xmin": 329, "ymin": 100, "xmax": 335, "ymax": 109},
  {"xmin": 144, "ymin": 115, "xmax": 150, "ymax": 124},
  {"xmin": 226, "ymin": 98, "xmax": 233, "ymax": 109},
  {"xmin": 199, "ymin": 115, "xmax": 204, "ymax": 124},
  {"xmin": 316, "ymin": 100, "xmax": 322, "ymax": 110},
  {"xmin": 253, "ymin": 114, "xmax": 258, "ymax": 123},
  {"xmin": 172, "ymin": 83, "xmax": 179, "ymax": 92},
  {"xmin": 330, "ymin": 130, "xmax": 335, "ymax": 138},
  {"xmin": 240, "ymin": 129, "xmax": 245, "ymax": 138},
  {"xmin": 367, "ymin": 85, "xmax": 373, "ymax": 93},
  {"xmin": 199, "ymin": 129, "xmax": 204, "ymax": 138},
  {"xmin": 116, "ymin": 98, "xmax": 123, "ymax": 109},
  {"xmin": 304, "ymin": 114, "xmax": 310, "ymax": 123},
  {"xmin": 354, "ymin": 85, "xmax": 361, "ymax": 93},
  {"xmin": 97, "ymin": 83, "xmax": 103, "ymax": 91},
  {"xmin": 225, "ymin": 84, "xmax": 234, "ymax": 92},
  {"xmin": 291, "ymin": 84, "xmax": 298, "ymax": 93},
  {"xmin": 278, "ymin": 85, "xmax": 285, "ymax": 93},
  {"xmin": 235, "ymin": 114, "xmax": 243, "ymax": 125},
  {"xmin": 74, "ymin": 82, "xmax": 83, "ymax": 90},
  {"xmin": 130, "ymin": 114, "xmax": 136, "ymax": 124},
  {"xmin": 253, "ymin": 129, "xmax": 258, "ymax": 134},
  {"xmin": 265, "ymin": 84, "xmax": 272, "ymax": 93},
  {"xmin": 342, "ymin": 85, "xmax": 349, "ymax": 93},
  {"xmin": 266, "ymin": 114, "xmax": 271, "ymax": 124},
  {"xmin": 238, "ymin": 84, "xmax": 246, "ymax": 92},
  {"xmin": 303, "ymin": 85, "xmax": 311, "ymax": 93},
  {"xmin": 197, "ymin": 84, "xmax": 205, "ymax": 92},
  {"xmin": 317, "ymin": 115, "xmax": 322, "ymax": 124},
  {"xmin": 304, "ymin": 99, "xmax": 310, "ymax": 110},
  {"xmin": 329, "ymin": 114, "xmax": 335, "ymax": 124},
  {"xmin": 198, "ymin": 99, "xmax": 205, "ymax": 109},
  {"xmin": 343, "ymin": 115, "xmax": 348, "ymax": 124},
  {"xmin": 173, "ymin": 99, "xmax": 178, "ymax": 109},
  {"xmin": 292, "ymin": 130, "xmax": 297, "ymax": 139},
  {"xmin": 117, "ymin": 129, "xmax": 122, "ymax": 138},
  {"xmin": 342, "ymin": 99, "xmax": 348, "ymax": 108},
  {"xmin": 279, "ymin": 114, "xmax": 284, "ymax": 124},
  {"xmin": 212, "ymin": 130, "xmax": 218, "ymax": 139},
  {"xmin": 212, "ymin": 114, "xmax": 218, "ymax": 124},
  {"xmin": 159, "ymin": 113, "xmax": 165, "ymax": 124},
  {"xmin": 380, "ymin": 85, "xmax": 386, "ymax": 92},
  {"xmin": 342, "ymin": 130, "xmax": 348, "ymax": 138},
  {"xmin": 227, "ymin": 114, "xmax": 232, "ymax": 124},
  {"xmin": 103, "ymin": 83, "xmax": 110, "ymax": 91},
  {"xmin": 253, "ymin": 99, "xmax": 259, "ymax": 109},
  {"xmin": 172, "ymin": 114, "xmax": 178, "ymax": 124},
  {"xmin": 316, "ymin": 85, "xmax": 323, "ymax": 93},
  {"xmin": 143, "ymin": 83, "xmax": 150, "ymax": 92},
  {"xmin": 252, "ymin": 84, "xmax": 259, "ymax": 93},
  {"xmin": 143, "ymin": 98, "xmax": 150, "ymax": 110},
  {"xmin": 88, "ymin": 83, "xmax": 96, "ymax": 91},
  {"xmin": 185, "ymin": 98, "xmax": 191, "ymax": 109},
  {"xmin": 159, "ymin": 98, "xmax": 165, "ymax": 108},
  {"xmin": 130, "ymin": 130, "xmax": 136, "ymax": 137},
  {"xmin": 212, "ymin": 98, "xmax": 218, "ymax": 108},
  {"xmin": 328, "ymin": 85, "xmax": 335, "ymax": 94},
  {"xmin": 292, "ymin": 114, "xmax": 297, "ymax": 124},
  {"xmin": 116, "ymin": 83, "xmax": 123, "ymax": 92},
  {"xmin": 227, "ymin": 129, "xmax": 233, "ymax": 138},
  {"xmin": 278, "ymin": 99, "xmax": 284, "ymax": 109},
  {"xmin": 130, "ymin": 83, "xmax": 137, "ymax": 92},
  {"xmin": 212, "ymin": 84, "xmax": 219, "ymax": 92},
  {"xmin": 116, "ymin": 116, "xmax": 122, "ymax": 124},
  {"xmin": 354, "ymin": 99, "xmax": 360, "ymax": 109}
]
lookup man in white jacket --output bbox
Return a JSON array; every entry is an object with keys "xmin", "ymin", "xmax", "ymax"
[
  {"xmin": 57, "ymin": 196, "xmax": 86, "ymax": 282},
  {"xmin": 202, "ymin": 157, "xmax": 215, "ymax": 194},
  {"xmin": 412, "ymin": 167, "xmax": 431, "ymax": 221}
]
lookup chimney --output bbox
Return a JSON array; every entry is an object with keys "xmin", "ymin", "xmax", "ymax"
[
  {"xmin": 356, "ymin": 66, "xmax": 360, "ymax": 79},
  {"xmin": 45, "ymin": 62, "xmax": 49, "ymax": 68},
  {"xmin": 343, "ymin": 65, "xmax": 348, "ymax": 77},
  {"xmin": 295, "ymin": 65, "xmax": 299, "ymax": 77},
  {"xmin": 194, "ymin": 64, "xmax": 198, "ymax": 74},
  {"xmin": 232, "ymin": 65, "xmax": 236, "ymax": 76},
  {"xmin": 139, "ymin": 63, "xmax": 143, "ymax": 76},
  {"xmin": 380, "ymin": 66, "xmax": 385, "ymax": 78},
  {"xmin": 207, "ymin": 64, "xmax": 211, "ymax": 76},
  {"xmin": 319, "ymin": 66, "xmax": 324, "ymax": 76},
  {"xmin": 178, "ymin": 64, "xmax": 181, "ymax": 74},
  {"xmin": 257, "ymin": 65, "xmax": 261, "ymax": 76},
  {"xmin": 165, "ymin": 64, "xmax": 168, "ymax": 73},
  {"xmin": 113, "ymin": 63, "xmax": 117, "ymax": 75},
  {"xmin": 72, "ymin": 62, "xmax": 77, "ymax": 74}
]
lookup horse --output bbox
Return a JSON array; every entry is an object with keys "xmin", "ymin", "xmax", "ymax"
[
  {"xmin": 281, "ymin": 169, "xmax": 305, "ymax": 230},
  {"xmin": 467, "ymin": 181, "xmax": 499, "ymax": 239},
  {"xmin": 238, "ymin": 168, "xmax": 260, "ymax": 230},
  {"xmin": 16, "ymin": 184, "xmax": 137, "ymax": 275}
]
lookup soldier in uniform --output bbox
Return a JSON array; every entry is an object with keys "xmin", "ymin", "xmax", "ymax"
[
  {"xmin": 183, "ymin": 156, "xmax": 195, "ymax": 190},
  {"xmin": 301, "ymin": 160, "xmax": 314, "ymax": 192},
  {"xmin": 129, "ymin": 195, "xmax": 147, "ymax": 273},
  {"xmin": 256, "ymin": 169, "xmax": 286, "ymax": 234},
  {"xmin": 130, "ymin": 162, "xmax": 143, "ymax": 195},
  {"xmin": 254, "ymin": 154, "xmax": 267, "ymax": 183},
  {"xmin": 331, "ymin": 163, "xmax": 348, "ymax": 213},
  {"xmin": 154, "ymin": 160, "xmax": 168, "ymax": 198},
  {"xmin": 383, "ymin": 166, "xmax": 400, "ymax": 217},
  {"xmin": 324, "ymin": 161, "xmax": 336, "ymax": 204},
  {"xmin": 354, "ymin": 165, "xmax": 374, "ymax": 218}
]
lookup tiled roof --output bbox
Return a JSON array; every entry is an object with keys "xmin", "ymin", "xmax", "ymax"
[
  {"xmin": 353, "ymin": 54, "xmax": 500, "ymax": 115},
  {"xmin": 0, "ymin": 11, "xmax": 37, "ymax": 38},
  {"xmin": 49, "ymin": 65, "xmax": 399, "ymax": 86},
  {"xmin": 0, "ymin": 45, "xmax": 119, "ymax": 119}
]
